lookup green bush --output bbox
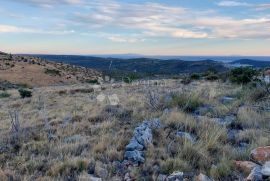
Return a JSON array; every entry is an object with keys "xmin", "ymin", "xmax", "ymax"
[
  {"xmin": 85, "ymin": 79, "xmax": 99, "ymax": 84},
  {"xmin": 18, "ymin": 89, "xmax": 32, "ymax": 98},
  {"xmin": 190, "ymin": 73, "xmax": 201, "ymax": 80},
  {"xmin": 229, "ymin": 67, "xmax": 257, "ymax": 84},
  {"xmin": 205, "ymin": 74, "xmax": 219, "ymax": 81},
  {"xmin": 168, "ymin": 93, "xmax": 202, "ymax": 112},
  {"xmin": 0, "ymin": 92, "xmax": 10, "ymax": 98},
  {"xmin": 123, "ymin": 73, "xmax": 140, "ymax": 83},
  {"xmin": 44, "ymin": 68, "xmax": 61, "ymax": 76}
]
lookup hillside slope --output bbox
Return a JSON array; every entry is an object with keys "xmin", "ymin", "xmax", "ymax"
[{"xmin": 0, "ymin": 52, "xmax": 101, "ymax": 87}]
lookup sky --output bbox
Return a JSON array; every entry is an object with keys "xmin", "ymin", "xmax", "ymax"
[{"xmin": 0, "ymin": 0, "xmax": 270, "ymax": 56}]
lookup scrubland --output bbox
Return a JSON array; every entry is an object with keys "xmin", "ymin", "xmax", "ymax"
[{"xmin": 0, "ymin": 78, "xmax": 269, "ymax": 181}]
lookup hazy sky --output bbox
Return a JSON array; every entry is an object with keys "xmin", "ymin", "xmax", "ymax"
[{"xmin": 0, "ymin": 0, "xmax": 270, "ymax": 55}]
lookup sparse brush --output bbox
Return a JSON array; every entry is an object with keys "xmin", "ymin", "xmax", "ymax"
[
  {"xmin": 209, "ymin": 157, "xmax": 233, "ymax": 180},
  {"xmin": 168, "ymin": 93, "xmax": 203, "ymax": 113},
  {"xmin": 18, "ymin": 89, "xmax": 32, "ymax": 98},
  {"xmin": 0, "ymin": 91, "xmax": 10, "ymax": 98}
]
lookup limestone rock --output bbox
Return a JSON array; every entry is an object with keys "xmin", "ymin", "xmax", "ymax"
[
  {"xmin": 246, "ymin": 167, "xmax": 262, "ymax": 181},
  {"xmin": 124, "ymin": 150, "xmax": 145, "ymax": 164},
  {"xmin": 176, "ymin": 131, "xmax": 196, "ymax": 143},
  {"xmin": 78, "ymin": 173, "xmax": 102, "ymax": 181},
  {"xmin": 157, "ymin": 174, "xmax": 167, "ymax": 181},
  {"xmin": 234, "ymin": 161, "xmax": 259, "ymax": 174},
  {"xmin": 250, "ymin": 146, "xmax": 270, "ymax": 164},
  {"xmin": 195, "ymin": 173, "xmax": 213, "ymax": 181},
  {"xmin": 220, "ymin": 96, "xmax": 235, "ymax": 104},
  {"xmin": 262, "ymin": 161, "xmax": 270, "ymax": 176},
  {"xmin": 125, "ymin": 137, "xmax": 144, "ymax": 151},
  {"xmin": 167, "ymin": 171, "xmax": 184, "ymax": 181}
]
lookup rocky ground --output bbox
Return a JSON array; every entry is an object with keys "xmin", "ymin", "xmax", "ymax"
[{"xmin": 0, "ymin": 79, "xmax": 269, "ymax": 181}]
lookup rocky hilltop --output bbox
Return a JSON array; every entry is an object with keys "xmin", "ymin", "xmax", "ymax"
[{"xmin": 0, "ymin": 51, "xmax": 101, "ymax": 87}]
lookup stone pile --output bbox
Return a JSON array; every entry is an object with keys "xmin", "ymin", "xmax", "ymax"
[
  {"xmin": 234, "ymin": 146, "xmax": 270, "ymax": 180},
  {"xmin": 124, "ymin": 118, "xmax": 161, "ymax": 165}
]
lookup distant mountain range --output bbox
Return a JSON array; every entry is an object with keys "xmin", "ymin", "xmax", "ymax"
[
  {"xmin": 28, "ymin": 54, "xmax": 270, "ymax": 76},
  {"xmin": 31, "ymin": 55, "xmax": 228, "ymax": 75}
]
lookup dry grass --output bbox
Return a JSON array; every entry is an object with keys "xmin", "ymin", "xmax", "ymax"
[{"xmin": 0, "ymin": 79, "xmax": 269, "ymax": 180}]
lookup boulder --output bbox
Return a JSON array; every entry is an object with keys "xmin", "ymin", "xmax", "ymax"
[
  {"xmin": 88, "ymin": 175, "xmax": 102, "ymax": 181},
  {"xmin": 210, "ymin": 116, "xmax": 235, "ymax": 126},
  {"xmin": 157, "ymin": 174, "xmax": 167, "ymax": 181},
  {"xmin": 124, "ymin": 150, "xmax": 145, "ymax": 164},
  {"xmin": 194, "ymin": 105, "xmax": 213, "ymax": 116},
  {"xmin": 262, "ymin": 161, "xmax": 270, "ymax": 176},
  {"xmin": 167, "ymin": 171, "xmax": 184, "ymax": 181},
  {"xmin": 220, "ymin": 96, "xmax": 235, "ymax": 104},
  {"xmin": 250, "ymin": 146, "xmax": 270, "ymax": 164},
  {"xmin": 125, "ymin": 137, "xmax": 144, "ymax": 151},
  {"xmin": 78, "ymin": 173, "xmax": 102, "ymax": 181},
  {"xmin": 124, "ymin": 173, "xmax": 132, "ymax": 181},
  {"xmin": 195, "ymin": 173, "xmax": 213, "ymax": 181},
  {"xmin": 134, "ymin": 127, "xmax": 152, "ymax": 147},
  {"xmin": 246, "ymin": 167, "xmax": 262, "ymax": 181},
  {"xmin": 234, "ymin": 161, "xmax": 259, "ymax": 174},
  {"xmin": 176, "ymin": 131, "xmax": 196, "ymax": 143},
  {"xmin": 166, "ymin": 172, "xmax": 194, "ymax": 181}
]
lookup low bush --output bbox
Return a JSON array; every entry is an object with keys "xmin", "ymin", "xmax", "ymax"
[
  {"xmin": 85, "ymin": 79, "xmax": 99, "ymax": 84},
  {"xmin": 0, "ymin": 92, "xmax": 10, "ymax": 98},
  {"xmin": 44, "ymin": 68, "xmax": 61, "ymax": 76},
  {"xmin": 168, "ymin": 93, "xmax": 202, "ymax": 113},
  {"xmin": 18, "ymin": 89, "xmax": 32, "ymax": 98},
  {"xmin": 123, "ymin": 73, "xmax": 140, "ymax": 83},
  {"xmin": 190, "ymin": 73, "xmax": 201, "ymax": 80},
  {"xmin": 229, "ymin": 67, "xmax": 257, "ymax": 84},
  {"xmin": 205, "ymin": 74, "xmax": 219, "ymax": 81}
]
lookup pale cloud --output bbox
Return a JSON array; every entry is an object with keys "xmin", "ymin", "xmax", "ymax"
[
  {"xmin": 4, "ymin": 0, "xmax": 270, "ymax": 40},
  {"xmin": 256, "ymin": 3, "xmax": 270, "ymax": 10},
  {"xmin": 217, "ymin": 1, "xmax": 250, "ymax": 7},
  {"xmin": 108, "ymin": 36, "xmax": 145, "ymax": 43},
  {"xmin": 0, "ymin": 24, "xmax": 75, "ymax": 35},
  {"xmin": 217, "ymin": 1, "xmax": 270, "ymax": 10},
  {"xmin": 70, "ymin": 1, "xmax": 270, "ymax": 39},
  {"xmin": 12, "ymin": 0, "xmax": 83, "ymax": 8}
]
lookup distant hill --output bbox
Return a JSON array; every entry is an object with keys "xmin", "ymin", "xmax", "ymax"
[
  {"xmin": 230, "ymin": 59, "xmax": 270, "ymax": 68},
  {"xmin": 32, "ymin": 55, "xmax": 228, "ymax": 76},
  {"xmin": 0, "ymin": 52, "xmax": 101, "ymax": 87}
]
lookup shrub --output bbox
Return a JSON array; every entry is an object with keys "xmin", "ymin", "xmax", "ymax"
[
  {"xmin": 168, "ymin": 93, "xmax": 202, "ymax": 113},
  {"xmin": 0, "ymin": 92, "xmax": 10, "ymax": 98},
  {"xmin": 229, "ymin": 67, "xmax": 257, "ymax": 84},
  {"xmin": 190, "ymin": 73, "xmax": 201, "ymax": 80},
  {"xmin": 85, "ymin": 79, "xmax": 99, "ymax": 84},
  {"xmin": 205, "ymin": 74, "xmax": 219, "ymax": 81},
  {"xmin": 44, "ymin": 68, "xmax": 61, "ymax": 76},
  {"xmin": 123, "ymin": 73, "xmax": 140, "ymax": 83},
  {"xmin": 18, "ymin": 89, "xmax": 32, "ymax": 98}
]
